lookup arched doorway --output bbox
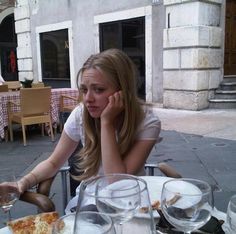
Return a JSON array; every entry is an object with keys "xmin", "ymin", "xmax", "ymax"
[
  {"xmin": 224, "ymin": 0, "xmax": 236, "ymax": 77},
  {"xmin": 0, "ymin": 13, "xmax": 18, "ymax": 81}
]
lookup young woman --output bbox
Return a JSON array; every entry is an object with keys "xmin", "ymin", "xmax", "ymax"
[{"xmin": 17, "ymin": 48, "xmax": 161, "ymax": 208}]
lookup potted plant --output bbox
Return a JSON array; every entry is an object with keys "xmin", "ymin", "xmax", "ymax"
[{"xmin": 20, "ymin": 78, "xmax": 33, "ymax": 88}]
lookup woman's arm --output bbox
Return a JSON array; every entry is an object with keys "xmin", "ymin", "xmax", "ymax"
[
  {"xmin": 101, "ymin": 121, "xmax": 156, "ymax": 175},
  {"xmin": 100, "ymin": 91, "xmax": 158, "ymax": 175},
  {"xmin": 18, "ymin": 131, "xmax": 79, "ymax": 193}
]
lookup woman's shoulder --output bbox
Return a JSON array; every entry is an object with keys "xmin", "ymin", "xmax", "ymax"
[
  {"xmin": 141, "ymin": 104, "xmax": 160, "ymax": 125},
  {"xmin": 71, "ymin": 103, "xmax": 84, "ymax": 116}
]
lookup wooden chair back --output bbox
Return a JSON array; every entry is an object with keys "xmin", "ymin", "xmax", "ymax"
[
  {"xmin": 20, "ymin": 87, "xmax": 51, "ymax": 116},
  {"xmin": 4, "ymin": 81, "xmax": 21, "ymax": 91},
  {"xmin": 0, "ymin": 84, "xmax": 8, "ymax": 92}
]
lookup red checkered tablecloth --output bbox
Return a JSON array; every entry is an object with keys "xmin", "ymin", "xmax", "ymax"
[{"xmin": 0, "ymin": 88, "xmax": 79, "ymax": 139}]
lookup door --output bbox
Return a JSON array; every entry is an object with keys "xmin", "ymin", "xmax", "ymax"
[
  {"xmin": 0, "ymin": 14, "xmax": 18, "ymax": 81},
  {"xmin": 224, "ymin": 0, "xmax": 236, "ymax": 76},
  {"xmin": 100, "ymin": 17, "xmax": 145, "ymax": 99}
]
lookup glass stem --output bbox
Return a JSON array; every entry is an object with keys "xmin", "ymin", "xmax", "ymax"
[
  {"xmin": 115, "ymin": 223, "xmax": 123, "ymax": 234},
  {"xmin": 7, "ymin": 210, "xmax": 12, "ymax": 221}
]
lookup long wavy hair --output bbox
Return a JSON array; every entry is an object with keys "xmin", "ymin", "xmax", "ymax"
[{"xmin": 74, "ymin": 48, "xmax": 144, "ymax": 180}]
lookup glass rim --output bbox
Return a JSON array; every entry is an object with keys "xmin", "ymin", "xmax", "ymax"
[
  {"xmin": 81, "ymin": 173, "xmax": 148, "ymax": 198},
  {"xmin": 162, "ymin": 178, "xmax": 212, "ymax": 196}
]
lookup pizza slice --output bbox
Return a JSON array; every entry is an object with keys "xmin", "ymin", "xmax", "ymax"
[{"xmin": 7, "ymin": 211, "xmax": 59, "ymax": 234}]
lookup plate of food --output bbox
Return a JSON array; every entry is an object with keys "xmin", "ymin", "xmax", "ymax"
[{"xmin": 0, "ymin": 211, "xmax": 59, "ymax": 234}]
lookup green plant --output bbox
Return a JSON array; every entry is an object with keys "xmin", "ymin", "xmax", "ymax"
[{"xmin": 20, "ymin": 78, "xmax": 33, "ymax": 88}]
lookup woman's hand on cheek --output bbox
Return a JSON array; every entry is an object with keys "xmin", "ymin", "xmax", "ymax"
[{"xmin": 101, "ymin": 91, "xmax": 124, "ymax": 125}]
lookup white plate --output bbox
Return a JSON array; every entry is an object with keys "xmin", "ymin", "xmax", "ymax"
[
  {"xmin": 138, "ymin": 176, "xmax": 172, "ymax": 218},
  {"xmin": 0, "ymin": 227, "xmax": 11, "ymax": 234}
]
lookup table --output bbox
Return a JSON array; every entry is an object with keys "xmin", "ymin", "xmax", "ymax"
[
  {"xmin": 0, "ymin": 176, "xmax": 228, "ymax": 233},
  {"xmin": 0, "ymin": 88, "xmax": 78, "ymax": 139}
]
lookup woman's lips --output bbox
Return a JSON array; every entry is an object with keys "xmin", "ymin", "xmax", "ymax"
[{"xmin": 87, "ymin": 106, "xmax": 98, "ymax": 112}]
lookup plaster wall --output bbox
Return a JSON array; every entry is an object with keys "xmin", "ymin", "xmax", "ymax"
[{"xmin": 14, "ymin": 0, "xmax": 164, "ymax": 103}]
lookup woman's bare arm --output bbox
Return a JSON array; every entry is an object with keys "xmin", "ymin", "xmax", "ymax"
[
  {"xmin": 100, "ymin": 91, "xmax": 157, "ymax": 175},
  {"xmin": 18, "ymin": 131, "xmax": 79, "ymax": 193}
]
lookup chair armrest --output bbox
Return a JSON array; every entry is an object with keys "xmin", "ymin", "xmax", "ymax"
[
  {"xmin": 145, "ymin": 162, "xmax": 182, "ymax": 178},
  {"xmin": 20, "ymin": 191, "xmax": 55, "ymax": 212},
  {"xmin": 37, "ymin": 177, "xmax": 55, "ymax": 197},
  {"xmin": 158, "ymin": 162, "xmax": 182, "ymax": 178},
  {"xmin": 8, "ymin": 100, "xmax": 20, "ymax": 106},
  {"xmin": 61, "ymin": 95, "xmax": 78, "ymax": 102}
]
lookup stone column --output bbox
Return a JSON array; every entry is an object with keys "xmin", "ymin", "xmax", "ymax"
[
  {"xmin": 14, "ymin": 0, "xmax": 33, "ymax": 82},
  {"xmin": 163, "ymin": 0, "xmax": 223, "ymax": 110}
]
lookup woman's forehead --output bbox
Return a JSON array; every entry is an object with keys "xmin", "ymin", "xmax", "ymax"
[{"xmin": 81, "ymin": 68, "xmax": 115, "ymax": 86}]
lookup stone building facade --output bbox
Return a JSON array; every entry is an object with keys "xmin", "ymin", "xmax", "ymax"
[{"xmin": 0, "ymin": 0, "xmax": 228, "ymax": 110}]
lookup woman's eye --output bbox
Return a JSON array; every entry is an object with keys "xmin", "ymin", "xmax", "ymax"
[
  {"xmin": 79, "ymin": 87, "xmax": 87, "ymax": 94},
  {"xmin": 94, "ymin": 88, "xmax": 105, "ymax": 93}
]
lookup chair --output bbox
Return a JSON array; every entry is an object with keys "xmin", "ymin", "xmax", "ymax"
[
  {"xmin": 4, "ymin": 81, "xmax": 21, "ymax": 91},
  {"xmin": 32, "ymin": 82, "xmax": 45, "ymax": 88},
  {"xmin": 19, "ymin": 162, "xmax": 182, "ymax": 213},
  {"xmin": 0, "ymin": 84, "xmax": 8, "ymax": 92},
  {"xmin": 59, "ymin": 94, "xmax": 80, "ymax": 131},
  {"xmin": 7, "ymin": 87, "xmax": 54, "ymax": 146}
]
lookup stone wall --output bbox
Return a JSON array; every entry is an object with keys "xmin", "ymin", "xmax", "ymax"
[
  {"xmin": 163, "ymin": 0, "xmax": 223, "ymax": 110},
  {"xmin": 14, "ymin": 0, "xmax": 33, "ymax": 82}
]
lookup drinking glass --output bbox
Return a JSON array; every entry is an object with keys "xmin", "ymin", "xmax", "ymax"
[
  {"xmin": 53, "ymin": 212, "xmax": 114, "ymax": 234},
  {"xmin": 0, "ymin": 169, "xmax": 20, "ymax": 223},
  {"xmin": 161, "ymin": 178, "xmax": 213, "ymax": 234},
  {"xmin": 122, "ymin": 176, "xmax": 156, "ymax": 234},
  {"xmin": 76, "ymin": 174, "xmax": 141, "ymax": 234},
  {"xmin": 226, "ymin": 194, "xmax": 236, "ymax": 233}
]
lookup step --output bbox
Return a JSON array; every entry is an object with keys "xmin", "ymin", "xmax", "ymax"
[
  {"xmin": 208, "ymin": 99, "xmax": 236, "ymax": 109},
  {"xmin": 220, "ymin": 82, "xmax": 236, "ymax": 91},
  {"xmin": 215, "ymin": 90, "xmax": 236, "ymax": 99},
  {"xmin": 224, "ymin": 75, "xmax": 236, "ymax": 80}
]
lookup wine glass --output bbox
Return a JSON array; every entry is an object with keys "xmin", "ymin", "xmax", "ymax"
[
  {"xmin": 0, "ymin": 169, "xmax": 20, "ymax": 223},
  {"xmin": 53, "ymin": 211, "xmax": 114, "ymax": 234},
  {"xmin": 226, "ymin": 194, "xmax": 236, "ymax": 233},
  {"xmin": 76, "ymin": 174, "xmax": 141, "ymax": 234},
  {"xmin": 121, "ymin": 176, "xmax": 156, "ymax": 234},
  {"xmin": 161, "ymin": 178, "xmax": 213, "ymax": 234}
]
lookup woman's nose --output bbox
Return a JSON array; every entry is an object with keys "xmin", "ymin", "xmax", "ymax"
[{"xmin": 84, "ymin": 90, "xmax": 94, "ymax": 102}]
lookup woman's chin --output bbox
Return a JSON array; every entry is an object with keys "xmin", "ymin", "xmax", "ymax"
[{"xmin": 88, "ymin": 111, "xmax": 101, "ymax": 118}]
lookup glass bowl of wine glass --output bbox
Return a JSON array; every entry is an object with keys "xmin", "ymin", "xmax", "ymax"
[{"xmin": 160, "ymin": 178, "xmax": 213, "ymax": 234}]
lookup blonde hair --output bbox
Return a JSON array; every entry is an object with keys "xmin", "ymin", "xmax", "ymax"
[{"xmin": 74, "ymin": 48, "xmax": 144, "ymax": 180}]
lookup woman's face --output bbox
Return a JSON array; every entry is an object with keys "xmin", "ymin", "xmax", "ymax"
[{"xmin": 80, "ymin": 68, "xmax": 117, "ymax": 118}]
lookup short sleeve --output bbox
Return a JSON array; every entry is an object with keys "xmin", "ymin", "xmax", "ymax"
[
  {"xmin": 136, "ymin": 107, "xmax": 161, "ymax": 142},
  {"xmin": 64, "ymin": 104, "xmax": 84, "ymax": 143}
]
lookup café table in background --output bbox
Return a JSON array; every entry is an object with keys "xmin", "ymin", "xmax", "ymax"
[{"xmin": 0, "ymin": 88, "xmax": 78, "ymax": 140}]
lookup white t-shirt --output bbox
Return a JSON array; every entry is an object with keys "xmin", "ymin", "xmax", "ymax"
[
  {"xmin": 64, "ymin": 103, "xmax": 161, "ymax": 145},
  {"xmin": 64, "ymin": 104, "xmax": 161, "ymax": 214}
]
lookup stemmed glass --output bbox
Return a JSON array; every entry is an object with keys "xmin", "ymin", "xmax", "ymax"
[
  {"xmin": 226, "ymin": 194, "xmax": 236, "ymax": 233},
  {"xmin": 0, "ymin": 169, "xmax": 20, "ymax": 223},
  {"xmin": 161, "ymin": 178, "xmax": 213, "ymax": 234},
  {"xmin": 76, "ymin": 174, "xmax": 141, "ymax": 234}
]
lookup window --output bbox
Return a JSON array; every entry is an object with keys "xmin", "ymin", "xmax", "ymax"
[
  {"xmin": 40, "ymin": 29, "xmax": 70, "ymax": 86},
  {"xmin": 100, "ymin": 17, "xmax": 145, "ymax": 99}
]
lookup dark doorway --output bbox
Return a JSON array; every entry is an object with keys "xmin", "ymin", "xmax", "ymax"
[
  {"xmin": 100, "ymin": 17, "xmax": 145, "ymax": 99},
  {"xmin": 0, "ymin": 14, "xmax": 18, "ymax": 81},
  {"xmin": 40, "ymin": 29, "xmax": 70, "ymax": 88},
  {"xmin": 224, "ymin": 0, "xmax": 236, "ymax": 76}
]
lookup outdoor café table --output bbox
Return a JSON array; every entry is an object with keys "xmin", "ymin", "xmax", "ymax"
[
  {"xmin": 0, "ymin": 88, "xmax": 78, "ymax": 140},
  {"xmin": 0, "ymin": 176, "xmax": 228, "ymax": 233}
]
